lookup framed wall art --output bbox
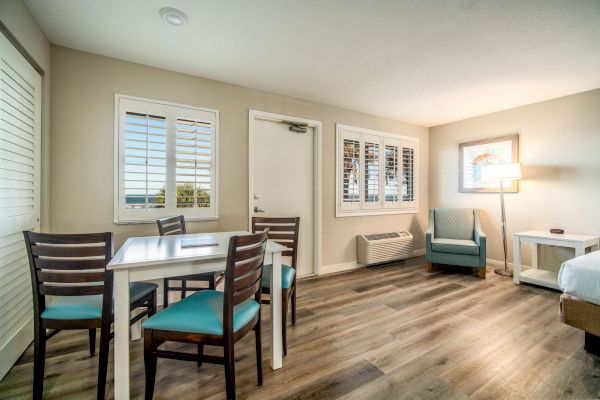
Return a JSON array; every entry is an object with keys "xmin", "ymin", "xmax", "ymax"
[{"xmin": 458, "ymin": 133, "xmax": 519, "ymax": 193}]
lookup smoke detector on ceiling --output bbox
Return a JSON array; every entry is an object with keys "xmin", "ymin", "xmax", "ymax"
[{"xmin": 159, "ymin": 7, "xmax": 189, "ymax": 27}]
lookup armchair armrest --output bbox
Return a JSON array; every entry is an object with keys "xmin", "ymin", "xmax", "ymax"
[
  {"xmin": 474, "ymin": 210, "xmax": 487, "ymax": 266},
  {"xmin": 426, "ymin": 209, "xmax": 434, "ymax": 260}
]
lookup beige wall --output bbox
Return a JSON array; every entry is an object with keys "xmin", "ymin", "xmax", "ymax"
[
  {"xmin": 0, "ymin": 0, "xmax": 51, "ymax": 231},
  {"xmin": 430, "ymin": 89, "xmax": 600, "ymax": 269},
  {"xmin": 50, "ymin": 46, "xmax": 429, "ymax": 268}
]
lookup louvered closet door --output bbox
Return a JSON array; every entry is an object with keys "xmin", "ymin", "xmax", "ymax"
[{"xmin": 0, "ymin": 32, "xmax": 42, "ymax": 380}]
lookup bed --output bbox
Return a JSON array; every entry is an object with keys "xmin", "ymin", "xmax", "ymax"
[{"xmin": 559, "ymin": 251, "xmax": 600, "ymax": 355}]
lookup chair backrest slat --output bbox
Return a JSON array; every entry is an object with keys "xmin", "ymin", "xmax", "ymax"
[
  {"xmin": 222, "ymin": 231, "xmax": 268, "ymax": 335},
  {"xmin": 39, "ymin": 284, "xmax": 105, "ymax": 296},
  {"xmin": 234, "ymin": 243, "xmax": 268, "ymax": 262},
  {"xmin": 37, "ymin": 270, "xmax": 106, "ymax": 283},
  {"xmin": 255, "ymin": 225, "xmax": 294, "ymax": 232},
  {"xmin": 233, "ymin": 269, "xmax": 263, "ymax": 295},
  {"xmin": 232, "ymin": 279, "xmax": 262, "ymax": 305},
  {"xmin": 30, "ymin": 244, "xmax": 106, "ymax": 258},
  {"xmin": 34, "ymin": 258, "xmax": 108, "ymax": 270},
  {"xmin": 233, "ymin": 256, "xmax": 265, "ymax": 281},
  {"xmin": 23, "ymin": 232, "xmax": 113, "ymax": 319},
  {"xmin": 25, "ymin": 232, "xmax": 108, "ymax": 244},
  {"xmin": 266, "ymin": 233, "xmax": 295, "ymax": 241},
  {"xmin": 157, "ymin": 215, "xmax": 186, "ymax": 236},
  {"xmin": 252, "ymin": 217, "xmax": 300, "ymax": 264}
]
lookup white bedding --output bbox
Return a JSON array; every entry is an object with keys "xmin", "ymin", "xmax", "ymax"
[{"xmin": 558, "ymin": 251, "xmax": 600, "ymax": 305}]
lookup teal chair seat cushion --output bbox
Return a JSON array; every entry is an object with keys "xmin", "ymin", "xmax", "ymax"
[
  {"xmin": 143, "ymin": 290, "xmax": 259, "ymax": 335},
  {"xmin": 41, "ymin": 282, "xmax": 158, "ymax": 320},
  {"xmin": 431, "ymin": 238, "xmax": 480, "ymax": 256},
  {"xmin": 261, "ymin": 264, "xmax": 296, "ymax": 289}
]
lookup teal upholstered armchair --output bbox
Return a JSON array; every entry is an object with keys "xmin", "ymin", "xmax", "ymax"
[{"xmin": 426, "ymin": 208, "xmax": 487, "ymax": 278}]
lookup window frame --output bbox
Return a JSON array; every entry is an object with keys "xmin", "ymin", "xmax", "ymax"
[
  {"xmin": 114, "ymin": 94, "xmax": 219, "ymax": 223},
  {"xmin": 335, "ymin": 124, "xmax": 419, "ymax": 217}
]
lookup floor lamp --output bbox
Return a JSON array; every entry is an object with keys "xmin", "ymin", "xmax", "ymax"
[{"xmin": 481, "ymin": 162, "xmax": 523, "ymax": 277}]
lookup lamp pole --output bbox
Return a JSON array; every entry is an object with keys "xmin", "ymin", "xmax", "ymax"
[{"xmin": 496, "ymin": 180, "xmax": 512, "ymax": 276}]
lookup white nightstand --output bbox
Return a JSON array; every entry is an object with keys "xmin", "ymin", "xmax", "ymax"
[{"xmin": 513, "ymin": 230, "xmax": 600, "ymax": 290}]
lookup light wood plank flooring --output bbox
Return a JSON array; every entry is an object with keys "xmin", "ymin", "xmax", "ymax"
[{"xmin": 2, "ymin": 258, "xmax": 600, "ymax": 399}]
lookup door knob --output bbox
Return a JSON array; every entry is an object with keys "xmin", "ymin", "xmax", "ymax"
[{"xmin": 254, "ymin": 206, "xmax": 265, "ymax": 213}]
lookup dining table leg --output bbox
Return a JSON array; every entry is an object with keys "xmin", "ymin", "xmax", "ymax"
[
  {"xmin": 270, "ymin": 250, "xmax": 283, "ymax": 370},
  {"xmin": 113, "ymin": 269, "xmax": 131, "ymax": 400},
  {"xmin": 130, "ymin": 319, "xmax": 142, "ymax": 341}
]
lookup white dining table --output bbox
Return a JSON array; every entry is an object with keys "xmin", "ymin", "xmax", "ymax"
[{"xmin": 107, "ymin": 231, "xmax": 287, "ymax": 400}]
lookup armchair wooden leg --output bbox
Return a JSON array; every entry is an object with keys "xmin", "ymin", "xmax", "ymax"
[
  {"xmin": 479, "ymin": 267, "xmax": 486, "ymax": 279},
  {"xmin": 426, "ymin": 262, "xmax": 433, "ymax": 273}
]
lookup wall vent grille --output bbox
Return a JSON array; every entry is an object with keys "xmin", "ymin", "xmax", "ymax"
[{"xmin": 357, "ymin": 231, "xmax": 414, "ymax": 265}]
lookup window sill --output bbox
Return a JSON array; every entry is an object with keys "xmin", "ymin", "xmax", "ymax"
[
  {"xmin": 114, "ymin": 217, "xmax": 218, "ymax": 225},
  {"xmin": 335, "ymin": 208, "xmax": 418, "ymax": 218}
]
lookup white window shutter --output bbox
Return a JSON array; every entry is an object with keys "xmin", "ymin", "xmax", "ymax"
[
  {"xmin": 336, "ymin": 124, "xmax": 418, "ymax": 217},
  {"xmin": 115, "ymin": 96, "xmax": 218, "ymax": 222},
  {"xmin": 362, "ymin": 134, "xmax": 380, "ymax": 209},
  {"xmin": 123, "ymin": 112, "xmax": 167, "ymax": 210},
  {"xmin": 0, "ymin": 32, "xmax": 42, "ymax": 380},
  {"xmin": 401, "ymin": 140, "xmax": 417, "ymax": 208},
  {"xmin": 383, "ymin": 137, "xmax": 400, "ymax": 208},
  {"xmin": 175, "ymin": 118, "xmax": 213, "ymax": 209}
]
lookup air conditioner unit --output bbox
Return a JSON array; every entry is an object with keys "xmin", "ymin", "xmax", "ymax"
[{"xmin": 357, "ymin": 231, "xmax": 414, "ymax": 265}]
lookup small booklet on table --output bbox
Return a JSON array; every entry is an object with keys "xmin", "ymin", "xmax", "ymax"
[{"xmin": 181, "ymin": 237, "xmax": 218, "ymax": 248}]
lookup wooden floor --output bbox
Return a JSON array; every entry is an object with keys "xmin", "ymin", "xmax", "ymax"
[{"xmin": 2, "ymin": 258, "xmax": 600, "ymax": 399}]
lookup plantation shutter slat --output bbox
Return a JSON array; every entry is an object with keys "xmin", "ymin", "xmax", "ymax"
[{"xmin": 0, "ymin": 32, "xmax": 42, "ymax": 381}]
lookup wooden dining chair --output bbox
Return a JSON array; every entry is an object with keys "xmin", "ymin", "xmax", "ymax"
[
  {"xmin": 251, "ymin": 217, "xmax": 300, "ymax": 355},
  {"xmin": 143, "ymin": 231, "xmax": 268, "ymax": 400},
  {"xmin": 23, "ymin": 231, "xmax": 158, "ymax": 400},
  {"xmin": 157, "ymin": 215, "xmax": 224, "ymax": 307}
]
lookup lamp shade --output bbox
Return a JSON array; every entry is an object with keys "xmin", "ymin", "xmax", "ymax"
[{"xmin": 481, "ymin": 162, "xmax": 522, "ymax": 182}]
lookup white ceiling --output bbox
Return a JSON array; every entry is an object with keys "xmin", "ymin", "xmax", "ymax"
[{"xmin": 25, "ymin": 0, "xmax": 600, "ymax": 127}]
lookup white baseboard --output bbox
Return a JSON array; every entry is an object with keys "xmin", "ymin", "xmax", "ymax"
[
  {"xmin": 487, "ymin": 258, "xmax": 511, "ymax": 269},
  {"xmin": 486, "ymin": 258, "xmax": 532, "ymax": 270},
  {"xmin": 0, "ymin": 317, "xmax": 33, "ymax": 381},
  {"xmin": 320, "ymin": 261, "xmax": 362, "ymax": 275},
  {"xmin": 413, "ymin": 248, "xmax": 426, "ymax": 257},
  {"xmin": 320, "ymin": 249, "xmax": 426, "ymax": 275}
]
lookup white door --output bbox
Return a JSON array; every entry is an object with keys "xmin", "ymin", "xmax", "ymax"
[
  {"xmin": 0, "ymin": 32, "xmax": 42, "ymax": 380},
  {"xmin": 251, "ymin": 116, "xmax": 314, "ymax": 277}
]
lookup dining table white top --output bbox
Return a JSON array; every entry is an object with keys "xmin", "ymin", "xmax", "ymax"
[{"xmin": 108, "ymin": 231, "xmax": 289, "ymax": 270}]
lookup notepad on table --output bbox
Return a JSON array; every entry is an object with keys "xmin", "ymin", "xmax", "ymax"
[{"xmin": 181, "ymin": 237, "xmax": 218, "ymax": 248}]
